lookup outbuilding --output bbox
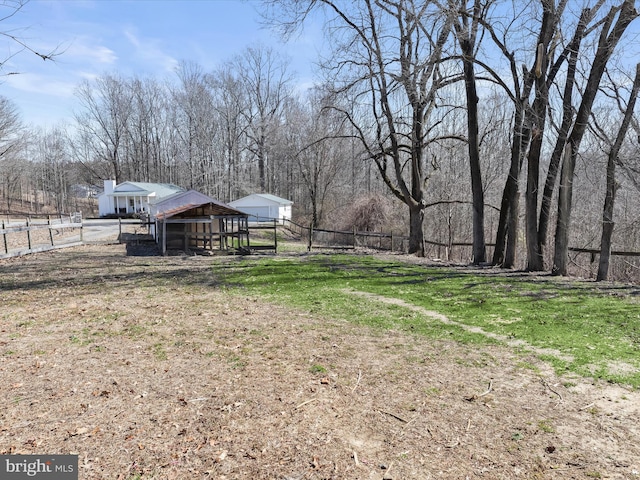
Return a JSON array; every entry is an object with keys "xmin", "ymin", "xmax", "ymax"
[
  {"xmin": 153, "ymin": 192, "xmax": 249, "ymax": 255},
  {"xmin": 229, "ymin": 193, "xmax": 293, "ymax": 224}
]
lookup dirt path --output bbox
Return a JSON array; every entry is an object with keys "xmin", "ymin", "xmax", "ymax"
[
  {"xmin": 1, "ymin": 244, "xmax": 639, "ymax": 479},
  {"xmin": 346, "ymin": 289, "xmax": 575, "ymax": 363}
]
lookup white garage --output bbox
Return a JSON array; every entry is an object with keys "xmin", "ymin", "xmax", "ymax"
[{"xmin": 229, "ymin": 194, "xmax": 293, "ymax": 224}]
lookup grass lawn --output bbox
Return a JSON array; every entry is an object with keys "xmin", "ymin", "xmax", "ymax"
[{"xmin": 219, "ymin": 254, "xmax": 640, "ymax": 388}]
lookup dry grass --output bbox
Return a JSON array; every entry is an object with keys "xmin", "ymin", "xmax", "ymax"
[{"xmin": 1, "ymin": 244, "xmax": 639, "ymax": 479}]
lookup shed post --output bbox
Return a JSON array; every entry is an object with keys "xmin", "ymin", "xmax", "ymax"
[{"xmin": 162, "ymin": 220, "xmax": 167, "ymax": 255}]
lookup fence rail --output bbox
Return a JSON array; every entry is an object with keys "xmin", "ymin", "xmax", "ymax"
[
  {"xmin": 281, "ymin": 219, "xmax": 640, "ymax": 262},
  {"xmin": 282, "ymin": 219, "xmax": 470, "ymax": 254},
  {"xmin": 0, "ymin": 214, "xmax": 83, "ymax": 259},
  {"xmin": 3, "ymin": 214, "xmax": 640, "ymax": 264}
]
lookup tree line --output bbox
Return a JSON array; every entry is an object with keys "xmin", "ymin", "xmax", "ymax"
[{"xmin": 1, "ymin": 0, "xmax": 640, "ymax": 283}]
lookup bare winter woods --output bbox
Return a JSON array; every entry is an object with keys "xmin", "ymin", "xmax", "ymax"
[{"xmin": 2, "ymin": 0, "xmax": 640, "ymax": 282}]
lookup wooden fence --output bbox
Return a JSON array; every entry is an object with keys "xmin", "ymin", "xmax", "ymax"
[
  {"xmin": 281, "ymin": 219, "xmax": 640, "ymax": 265},
  {"xmin": 282, "ymin": 219, "xmax": 476, "ymax": 256},
  {"xmin": 0, "ymin": 214, "xmax": 83, "ymax": 259},
  {"xmin": 3, "ymin": 214, "xmax": 639, "ymax": 267}
]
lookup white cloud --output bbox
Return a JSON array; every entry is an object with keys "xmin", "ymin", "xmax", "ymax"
[
  {"xmin": 123, "ymin": 28, "xmax": 179, "ymax": 74},
  {"xmin": 65, "ymin": 42, "xmax": 118, "ymax": 66},
  {"xmin": 4, "ymin": 72, "xmax": 77, "ymax": 98}
]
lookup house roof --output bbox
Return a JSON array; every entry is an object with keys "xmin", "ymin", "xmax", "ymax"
[
  {"xmin": 231, "ymin": 193, "xmax": 293, "ymax": 206},
  {"xmin": 151, "ymin": 189, "xmax": 213, "ymax": 206},
  {"xmin": 111, "ymin": 182, "xmax": 184, "ymax": 198},
  {"xmin": 155, "ymin": 200, "xmax": 248, "ymax": 220}
]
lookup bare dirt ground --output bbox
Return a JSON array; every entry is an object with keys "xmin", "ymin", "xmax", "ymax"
[{"xmin": 1, "ymin": 244, "xmax": 639, "ymax": 479}]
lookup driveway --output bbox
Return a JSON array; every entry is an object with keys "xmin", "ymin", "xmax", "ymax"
[{"xmin": 82, "ymin": 218, "xmax": 149, "ymax": 243}]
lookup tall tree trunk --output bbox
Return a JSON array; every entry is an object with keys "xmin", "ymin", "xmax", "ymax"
[
  {"xmin": 552, "ymin": 143, "xmax": 574, "ymax": 275},
  {"xmin": 504, "ymin": 191, "xmax": 521, "ymax": 267},
  {"xmin": 525, "ymin": 41, "xmax": 550, "ymax": 272},
  {"xmin": 537, "ymin": 7, "xmax": 590, "ymax": 249},
  {"xmin": 455, "ymin": 0, "xmax": 485, "ymax": 265},
  {"xmin": 598, "ymin": 175, "xmax": 617, "ymax": 282},
  {"xmin": 461, "ymin": 44, "xmax": 485, "ymax": 264},
  {"xmin": 597, "ymin": 63, "xmax": 640, "ymax": 281},
  {"xmin": 554, "ymin": 0, "xmax": 638, "ymax": 275},
  {"xmin": 492, "ymin": 101, "xmax": 530, "ymax": 268},
  {"xmin": 493, "ymin": 0, "xmax": 559, "ymax": 270},
  {"xmin": 408, "ymin": 204, "xmax": 425, "ymax": 256}
]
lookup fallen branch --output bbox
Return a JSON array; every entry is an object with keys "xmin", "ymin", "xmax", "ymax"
[
  {"xmin": 465, "ymin": 380, "xmax": 493, "ymax": 401},
  {"xmin": 351, "ymin": 370, "xmax": 362, "ymax": 393},
  {"xmin": 295, "ymin": 398, "xmax": 317, "ymax": 409},
  {"xmin": 541, "ymin": 379, "xmax": 564, "ymax": 402},
  {"xmin": 379, "ymin": 410, "xmax": 408, "ymax": 423}
]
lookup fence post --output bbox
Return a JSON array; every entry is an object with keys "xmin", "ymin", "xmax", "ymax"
[
  {"xmin": 48, "ymin": 216, "xmax": 54, "ymax": 246},
  {"xmin": 391, "ymin": 231, "xmax": 394, "ymax": 252},
  {"xmin": 308, "ymin": 224, "xmax": 313, "ymax": 252},
  {"xmin": 2, "ymin": 220, "xmax": 6, "ymax": 254},
  {"xmin": 26, "ymin": 218, "xmax": 32, "ymax": 250},
  {"xmin": 273, "ymin": 219, "xmax": 278, "ymax": 252},
  {"xmin": 353, "ymin": 226, "xmax": 356, "ymax": 248},
  {"xmin": 118, "ymin": 217, "xmax": 122, "ymax": 244}
]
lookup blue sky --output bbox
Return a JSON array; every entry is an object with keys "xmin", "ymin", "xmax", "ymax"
[{"xmin": 1, "ymin": 0, "xmax": 321, "ymax": 129}]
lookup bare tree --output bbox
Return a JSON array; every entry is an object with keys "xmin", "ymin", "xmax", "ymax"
[
  {"xmin": 172, "ymin": 61, "xmax": 219, "ymax": 193},
  {"xmin": 281, "ymin": 91, "xmax": 350, "ymax": 227},
  {"xmin": 209, "ymin": 65, "xmax": 250, "ymax": 201},
  {"xmin": 265, "ymin": 0, "xmax": 457, "ymax": 256},
  {"xmin": 450, "ymin": 0, "xmax": 490, "ymax": 264},
  {"xmin": 124, "ymin": 77, "xmax": 169, "ymax": 183},
  {"xmin": 32, "ymin": 126, "xmax": 72, "ymax": 212},
  {"xmin": 592, "ymin": 64, "xmax": 640, "ymax": 280},
  {"xmin": 0, "ymin": 0, "xmax": 62, "ymax": 73},
  {"xmin": 553, "ymin": 0, "xmax": 638, "ymax": 275},
  {"xmin": 233, "ymin": 45, "xmax": 292, "ymax": 193},
  {"xmin": 74, "ymin": 74, "xmax": 133, "ymax": 183},
  {"xmin": 0, "ymin": 95, "xmax": 25, "ymax": 211}
]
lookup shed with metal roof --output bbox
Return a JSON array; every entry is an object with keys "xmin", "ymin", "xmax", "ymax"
[{"xmin": 153, "ymin": 194, "xmax": 250, "ymax": 255}]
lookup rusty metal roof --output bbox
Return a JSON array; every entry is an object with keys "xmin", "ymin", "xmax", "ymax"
[{"xmin": 155, "ymin": 201, "xmax": 248, "ymax": 220}]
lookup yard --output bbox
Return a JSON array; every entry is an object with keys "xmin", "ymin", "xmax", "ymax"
[{"xmin": 0, "ymin": 244, "xmax": 639, "ymax": 479}]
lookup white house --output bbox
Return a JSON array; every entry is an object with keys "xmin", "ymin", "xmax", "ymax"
[
  {"xmin": 98, "ymin": 180, "xmax": 184, "ymax": 217},
  {"xmin": 229, "ymin": 193, "xmax": 293, "ymax": 224}
]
